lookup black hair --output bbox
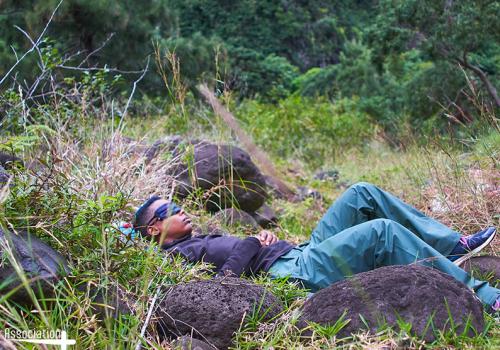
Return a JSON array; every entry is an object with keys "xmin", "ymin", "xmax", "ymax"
[{"xmin": 133, "ymin": 195, "xmax": 161, "ymax": 236}]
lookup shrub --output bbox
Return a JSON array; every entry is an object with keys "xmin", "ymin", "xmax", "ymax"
[{"xmin": 236, "ymin": 95, "xmax": 373, "ymax": 167}]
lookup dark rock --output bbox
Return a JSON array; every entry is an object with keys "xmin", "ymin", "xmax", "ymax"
[
  {"xmin": 293, "ymin": 186, "xmax": 322, "ymax": 202},
  {"xmin": 166, "ymin": 142, "xmax": 268, "ymax": 212},
  {"xmin": 0, "ymin": 334, "xmax": 16, "ymax": 350},
  {"xmin": 249, "ymin": 204, "xmax": 278, "ymax": 228},
  {"xmin": 144, "ymin": 135, "xmax": 186, "ymax": 163},
  {"xmin": 0, "ymin": 165, "xmax": 9, "ymax": 185},
  {"xmin": 192, "ymin": 225, "xmax": 231, "ymax": 237},
  {"xmin": 263, "ymin": 175, "xmax": 284, "ymax": 199},
  {"xmin": 0, "ymin": 228, "xmax": 69, "ymax": 305},
  {"xmin": 298, "ymin": 265, "xmax": 484, "ymax": 341},
  {"xmin": 212, "ymin": 208, "xmax": 259, "ymax": 229},
  {"xmin": 461, "ymin": 255, "xmax": 500, "ymax": 283},
  {"xmin": 171, "ymin": 336, "xmax": 217, "ymax": 350},
  {"xmin": 120, "ymin": 137, "xmax": 268, "ymax": 212},
  {"xmin": 88, "ymin": 282, "xmax": 134, "ymax": 320},
  {"xmin": 156, "ymin": 277, "xmax": 283, "ymax": 349},
  {"xmin": 0, "ymin": 152, "xmax": 22, "ymax": 169},
  {"xmin": 314, "ymin": 170, "xmax": 339, "ymax": 182}
]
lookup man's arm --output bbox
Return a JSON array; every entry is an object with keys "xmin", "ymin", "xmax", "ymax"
[
  {"xmin": 218, "ymin": 236, "xmax": 262, "ymax": 276},
  {"xmin": 218, "ymin": 230, "xmax": 279, "ymax": 276}
]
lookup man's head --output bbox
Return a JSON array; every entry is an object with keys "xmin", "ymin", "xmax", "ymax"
[{"xmin": 134, "ymin": 196, "xmax": 192, "ymax": 244}]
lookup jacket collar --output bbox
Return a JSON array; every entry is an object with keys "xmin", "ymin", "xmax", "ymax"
[{"xmin": 161, "ymin": 234, "xmax": 192, "ymax": 250}]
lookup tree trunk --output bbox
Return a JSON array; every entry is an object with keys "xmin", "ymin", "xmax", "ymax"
[{"xmin": 458, "ymin": 54, "xmax": 500, "ymax": 108}]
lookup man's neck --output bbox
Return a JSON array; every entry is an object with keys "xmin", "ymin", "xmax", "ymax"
[{"xmin": 160, "ymin": 233, "xmax": 191, "ymax": 247}]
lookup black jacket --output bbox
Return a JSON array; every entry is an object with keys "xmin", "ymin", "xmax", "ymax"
[{"xmin": 161, "ymin": 234, "xmax": 294, "ymax": 276}]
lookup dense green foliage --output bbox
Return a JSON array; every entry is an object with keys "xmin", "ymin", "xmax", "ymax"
[
  {"xmin": 236, "ymin": 96, "xmax": 372, "ymax": 165},
  {"xmin": 1, "ymin": 0, "xmax": 498, "ymax": 135},
  {"xmin": 0, "ymin": 73, "xmax": 498, "ymax": 348},
  {"xmin": 0, "ymin": 1, "xmax": 499, "ymax": 346}
]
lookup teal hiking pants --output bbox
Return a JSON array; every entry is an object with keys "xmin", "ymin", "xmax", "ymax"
[{"xmin": 269, "ymin": 182, "xmax": 499, "ymax": 307}]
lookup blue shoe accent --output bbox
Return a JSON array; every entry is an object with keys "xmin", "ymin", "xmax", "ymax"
[
  {"xmin": 449, "ymin": 227, "xmax": 496, "ymax": 265},
  {"xmin": 466, "ymin": 227, "xmax": 496, "ymax": 250},
  {"xmin": 449, "ymin": 237, "xmax": 469, "ymax": 259}
]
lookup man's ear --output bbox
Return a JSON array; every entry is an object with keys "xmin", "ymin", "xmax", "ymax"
[{"xmin": 147, "ymin": 225, "xmax": 160, "ymax": 236}]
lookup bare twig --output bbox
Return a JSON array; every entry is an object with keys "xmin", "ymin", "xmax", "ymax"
[
  {"xmin": 57, "ymin": 65, "xmax": 145, "ymax": 74},
  {"xmin": 118, "ymin": 55, "xmax": 150, "ymax": 129},
  {"xmin": 13, "ymin": 25, "xmax": 45, "ymax": 69},
  {"xmin": 135, "ymin": 287, "xmax": 161, "ymax": 350},
  {"xmin": 0, "ymin": 0, "xmax": 63, "ymax": 87},
  {"xmin": 106, "ymin": 62, "xmax": 151, "ymax": 161},
  {"xmin": 78, "ymin": 32, "xmax": 116, "ymax": 68}
]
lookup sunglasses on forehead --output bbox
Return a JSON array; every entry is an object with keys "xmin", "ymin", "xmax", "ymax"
[{"xmin": 147, "ymin": 202, "xmax": 182, "ymax": 226}]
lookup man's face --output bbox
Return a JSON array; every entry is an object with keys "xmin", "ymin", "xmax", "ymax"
[{"xmin": 147, "ymin": 199, "xmax": 192, "ymax": 242}]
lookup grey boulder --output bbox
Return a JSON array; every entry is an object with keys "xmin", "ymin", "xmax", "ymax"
[
  {"xmin": 161, "ymin": 141, "xmax": 269, "ymax": 212},
  {"xmin": 461, "ymin": 255, "xmax": 500, "ymax": 283},
  {"xmin": 0, "ymin": 152, "xmax": 22, "ymax": 169},
  {"xmin": 0, "ymin": 228, "xmax": 69, "ymax": 304},
  {"xmin": 156, "ymin": 277, "xmax": 283, "ymax": 349},
  {"xmin": 298, "ymin": 265, "xmax": 484, "ymax": 341}
]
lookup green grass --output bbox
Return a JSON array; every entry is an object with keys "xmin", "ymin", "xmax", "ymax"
[{"xmin": 0, "ymin": 79, "xmax": 498, "ymax": 349}]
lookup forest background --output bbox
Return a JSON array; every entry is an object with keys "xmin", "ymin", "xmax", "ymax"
[
  {"xmin": 1, "ymin": 0, "xmax": 499, "ymax": 138},
  {"xmin": 0, "ymin": 1, "xmax": 499, "ymax": 349}
]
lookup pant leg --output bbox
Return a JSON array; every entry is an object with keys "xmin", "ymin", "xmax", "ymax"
[
  {"xmin": 269, "ymin": 219, "xmax": 499, "ymax": 307},
  {"xmin": 310, "ymin": 182, "xmax": 460, "ymax": 256}
]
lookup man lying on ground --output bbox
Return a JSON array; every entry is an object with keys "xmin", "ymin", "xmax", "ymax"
[{"xmin": 132, "ymin": 182, "xmax": 499, "ymax": 312}]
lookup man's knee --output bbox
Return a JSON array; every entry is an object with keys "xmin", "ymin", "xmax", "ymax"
[
  {"xmin": 370, "ymin": 218, "xmax": 396, "ymax": 227},
  {"xmin": 369, "ymin": 218, "xmax": 402, "ymax": 235},
  {"xmin": 349, "ymin": 181, "xmax": 377, "ymax": 193}
]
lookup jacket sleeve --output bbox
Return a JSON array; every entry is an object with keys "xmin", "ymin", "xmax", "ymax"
[{"xmin": 218, "ymin": 237, "xmax": 261, "ymax": 277}]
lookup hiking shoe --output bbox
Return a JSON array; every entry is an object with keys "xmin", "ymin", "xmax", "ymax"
[
  {"xmin": 449, "ymin": 227, "xmax": 496, "ymax": 266},
  {"xmin": 493, "ymin": 298, "xmax": 500, "ymax": 313},
  {"xmin": 488, "ymin": 297, "xmax": 500, "ymax": 321}
]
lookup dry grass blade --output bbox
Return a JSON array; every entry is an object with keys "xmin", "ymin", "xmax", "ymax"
[{"xmin": 198, "ymin": 83, "xmax": 296, "ymax": 200}]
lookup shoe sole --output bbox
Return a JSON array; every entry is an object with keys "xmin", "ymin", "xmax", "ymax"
[{"xmin": 455, "ymin": 228, "xmax": 497, "ymax": 267}]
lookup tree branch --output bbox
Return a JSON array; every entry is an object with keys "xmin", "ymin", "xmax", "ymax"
[
  {"xmin": 0, "ymin": 0, "xmax": 63, "ymax": 87},
  {"xmin": 457, "ymin": 51, "xmax": 500, "ymax": 108}
]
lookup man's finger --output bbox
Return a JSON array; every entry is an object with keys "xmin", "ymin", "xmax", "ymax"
[{"xmin": 265, "ymin": 234, "xmax": 276, "ymax": 246}]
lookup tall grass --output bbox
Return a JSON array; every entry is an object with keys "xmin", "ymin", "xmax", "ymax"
[{"xmin": 0, "ymin": 57, "xmax": 498, "ymax": 350}]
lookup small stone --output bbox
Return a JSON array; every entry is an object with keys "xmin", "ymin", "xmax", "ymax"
[
  {"xmin": 293, "ymin": 186, "xmax": 322, "ymax": 202},
  {"xmin": 171, "ymin": 336, "xmax": 217, "ymax": 350},
  {"xmin": 314, "ymin": 170, "xmax": 339, "ymax": 182},
  {"xmin": 249, "ymin": 204, "xmax": 278, "ymax": 229}
]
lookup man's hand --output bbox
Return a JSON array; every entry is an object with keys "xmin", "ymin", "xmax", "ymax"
[{"xmin": 256, "ymin": 230, "xmax": 278, "ymax": 247}]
